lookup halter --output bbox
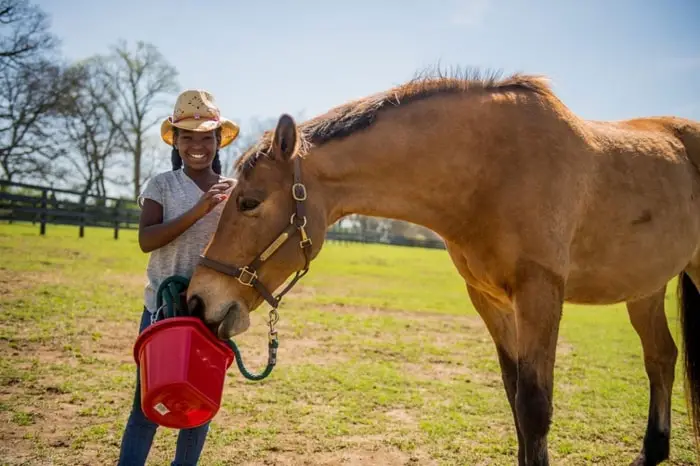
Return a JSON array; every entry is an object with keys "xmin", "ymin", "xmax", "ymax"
[{"xmin": 198, "ymin": 156, "xmax": 313, "ymax": 339}]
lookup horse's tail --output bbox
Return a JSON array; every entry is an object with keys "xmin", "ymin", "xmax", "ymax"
[{"xmin": 678, "ymin": 271, "xmax": 700, "ymax": 453}]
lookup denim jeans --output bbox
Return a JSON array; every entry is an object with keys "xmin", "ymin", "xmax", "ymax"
[{"xmin": 117, "ymin": 309, "xmax": 211, "ymax": 466}]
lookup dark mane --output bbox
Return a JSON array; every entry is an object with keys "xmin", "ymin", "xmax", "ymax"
[{"xmin": 235, "ymin": 67, "xmax": 552, "ymax": 177}]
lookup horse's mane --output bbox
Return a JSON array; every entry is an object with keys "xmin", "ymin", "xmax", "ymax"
[{"xmin": 235, "ymin": 67, "xmax": 553, "ymax": 177}]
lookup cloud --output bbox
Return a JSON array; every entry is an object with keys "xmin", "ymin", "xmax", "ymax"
[{"xmin": 450, "ymin": 0, "xmax": 490, "ymax": 27}]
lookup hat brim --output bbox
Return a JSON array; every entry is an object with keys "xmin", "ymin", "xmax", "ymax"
[{"xmin": 161, "ymin": 117, "xmax": 240, "ymax": 149}]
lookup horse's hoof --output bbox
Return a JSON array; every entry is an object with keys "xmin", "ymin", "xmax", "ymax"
[{"xmin": 629, "ymin": 452, "xmax": 666, "ymax": 466}]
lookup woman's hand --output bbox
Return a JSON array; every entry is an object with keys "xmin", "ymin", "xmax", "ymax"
[{"xmin": 191, "ymin": 181, "xmax": 233, "ymax": 218}]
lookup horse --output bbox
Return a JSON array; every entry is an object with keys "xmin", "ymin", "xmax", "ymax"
[{"xmin": 186, "ymin": 69, "xmax": 700, "ymax": 466}]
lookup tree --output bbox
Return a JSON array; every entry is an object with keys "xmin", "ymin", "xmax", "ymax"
[
  {"xmin": 134, "ymin": 134, "xmax": 171, "ymax": 190},
  {"xmin": 0, "ymin": 0, "xmax": 68, "ymax": 183},
  {"xmin": 57, "ymin": 59, "xmax": 121, "ymax": 198},
  {"xmin": 0, "ymin": 0, "xmax": 56, "ymax": 67},
  {"xmin": 93, "ymin": 40, "xmax": 179, "ymax": 199},
  {"xmin": 0, "ymin": 58, "xmax": 75, "ymax": 183}
]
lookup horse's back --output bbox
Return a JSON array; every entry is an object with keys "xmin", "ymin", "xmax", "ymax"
[{"xmin": 619, "ymin": 116, "xmax": 700, "ymax": 173}]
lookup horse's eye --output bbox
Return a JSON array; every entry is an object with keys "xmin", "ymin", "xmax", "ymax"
[{"xmin": 238, "ymin": 197, "xmax": 261, "ymax": 212}]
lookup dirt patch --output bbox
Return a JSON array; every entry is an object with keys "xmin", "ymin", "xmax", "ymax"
[
  {"xmin": 0, "ymin": 312, "xmax": 138, "ymax": 464},
  {"xmin": 247, "ymin": 448, "xmax": 431, "ymax": 466},
  {"xmin": 0, "ymin": 269, "xmax": 65, "ymax": 297},
  {"xmin": 315, "ymin": 302, "xmax": 484, "ymax": 324},
  {"xmin": 1, "ymin": 314, "xmax": 137, "ymax": 360},
  {"xmin": 276, "ymin": 337, "xmax": 351, "ymax": 366},
  {"xmin": 99, "ymin": 270, "xmax": 149, "ymax": 291},
  {"xmin": 202, "ymin": 431, "xmax": 436, "ymax": 466},
  {"xmin": 402, "ymin": 360, "xmax": 496, "ymax": 384},
  {"xmin": 384, "ymin": 408, "xmax": 418, "ymax": 428},
  {"xmin": 557, "ymin": 341, "xmax": 574, "ymax": 356},
  {"xmin": 284, "ymin": 284, "xmax": 317, "ymax": 301}
]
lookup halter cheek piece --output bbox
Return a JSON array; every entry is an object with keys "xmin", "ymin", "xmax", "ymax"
[{"xmin": 198, "ymin": 156, "xmax": 313, "ymax": 315}]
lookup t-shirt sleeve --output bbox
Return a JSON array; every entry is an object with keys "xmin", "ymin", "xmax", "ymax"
[{"xmin": 138, "ymin": 176, "xmax": 164, "ymax": 208}]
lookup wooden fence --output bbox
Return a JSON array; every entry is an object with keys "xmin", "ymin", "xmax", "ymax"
[
  {"xmin": 0, "ymin": 180, "xmax": 140, "ymax": 239},
  {"xmin": 324, "ymin": 229, "xmax": 446, "ymax": 250},
  {"xmin": 0, "ymin": 179, "xmax": 446, "ymax": 250}
]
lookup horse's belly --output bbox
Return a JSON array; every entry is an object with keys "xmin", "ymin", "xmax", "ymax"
[
  {"xmin": 564, "ymin": 265, "xmax": 680, "ymax": 305},
  {"xmin": 566, "ymin": 195, "xmax": 699, "ymax": 304},
  {"xmin": 565, "ymin": 241, "xmax": 695, "ymax": 304}
]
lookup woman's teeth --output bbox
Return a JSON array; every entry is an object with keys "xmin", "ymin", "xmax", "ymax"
[{"xmin": 189, "ymin": 153, "xmax": 205, "ymax": 159}]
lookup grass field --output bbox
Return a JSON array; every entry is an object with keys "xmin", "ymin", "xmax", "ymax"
[{"xmin": 0, "ymin": 222, "xmax": 697, "ymax": 465}]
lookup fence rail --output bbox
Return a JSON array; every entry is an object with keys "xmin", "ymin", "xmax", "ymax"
[
  {"xmin": 0, "ymin": 179, "xmax": 446, "ymax": 250},
  {"xmin": 0, "ymin": 179, "xmax": 140, "ymax": 238},
  {"xmin": 324, "ymin": 229, "xmax": 446, "ymax": 250}
]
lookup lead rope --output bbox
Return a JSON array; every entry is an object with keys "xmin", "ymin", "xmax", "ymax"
[{"xmin": 154, "ymin": 275, "xmax": 278, "ymax": 381}]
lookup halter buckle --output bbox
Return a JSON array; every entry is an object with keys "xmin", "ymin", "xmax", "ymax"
[
  {"xmin": 236, "ymin": 266, "xmax": 257, "ymax": 286},
  {"xmin": 292, "ymin": 183, "xmax": 307, "ymax": 201}
]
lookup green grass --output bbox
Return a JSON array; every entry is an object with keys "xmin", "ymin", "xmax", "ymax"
[{"xmin": 0, "ymin": 222, "xmax": 697, "ymax": 465}]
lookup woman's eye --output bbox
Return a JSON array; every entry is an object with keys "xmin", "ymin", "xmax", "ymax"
[{"xmin": 238, "ymin": 197, "xmax": 261, "ymax": 212}]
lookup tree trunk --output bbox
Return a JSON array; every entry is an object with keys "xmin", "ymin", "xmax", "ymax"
[{"xmin": 133, "ymin": 134, "xmax": 142, "ymax": 200}]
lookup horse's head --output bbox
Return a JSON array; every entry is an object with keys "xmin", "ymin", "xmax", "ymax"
[{"xmin": 187, "ymin": 114, "xmax": 327, "ymax": 339}]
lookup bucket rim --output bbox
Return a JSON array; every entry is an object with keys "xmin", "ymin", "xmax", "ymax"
[{"xmin": 133, "ymin": 316, "xmax": 234, "ymax": 364}]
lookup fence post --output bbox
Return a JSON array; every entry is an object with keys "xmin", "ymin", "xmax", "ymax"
[
  {"xmin": 79, "ymin": 203, "xmax": 86, "ymax": 238},
  {"xmin": 113, "ymin": 200, "xmax": 121, "ymax": 240},
  {"xmin": 39, "ymin": 189, "xmax": 47, "ymax": 235}
]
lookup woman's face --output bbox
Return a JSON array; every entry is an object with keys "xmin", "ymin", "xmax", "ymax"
[{"xmin": 175, "ymin": 129, "xmax": 220, "ymax": 171}]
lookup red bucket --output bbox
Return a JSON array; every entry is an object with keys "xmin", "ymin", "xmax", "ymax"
[{"xmin": 133, "ymin": 317, "xmax": 235, "ymax": 429}]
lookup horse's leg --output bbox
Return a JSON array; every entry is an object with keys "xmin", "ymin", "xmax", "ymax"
[
  {"xmin": 465, "ymin": 284, "xmax": 524, "ymax": 464},
  {"xmin": 512, "ymin": 260, "xmax": 564, "ymax": 466},
  {"xmin": 626, "ymin": 286, "xmax": 677, "ymax": 466}
]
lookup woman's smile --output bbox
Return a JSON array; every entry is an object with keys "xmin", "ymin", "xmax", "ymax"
[{"xmin": 182, "ymin": 150, "xmax": 213, "ymax": 164}]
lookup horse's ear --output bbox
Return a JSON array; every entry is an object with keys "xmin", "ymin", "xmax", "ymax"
[{"xmin": 271, "ymin": 114, "xmax": 298, "ymax": 162}]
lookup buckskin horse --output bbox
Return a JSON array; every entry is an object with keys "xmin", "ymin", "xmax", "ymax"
[{"xmin": 186, "ymin": 69, "xmax": 700, "ymax": 465}]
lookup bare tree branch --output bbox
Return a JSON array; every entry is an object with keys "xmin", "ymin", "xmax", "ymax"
[
  {"xmin": 54, "ymin": 60, "xmax": 124, "ymax": 198},
  {"xmin": 0, "ymin": 0, "xmax": 70, "ymax": 185},
  {"xmin": 91, "ymin": 40, "xmax": 179, "ymax": 199},
  {"xmin": 0, "ymin": 59, "xmax": 75, "ymax": 183},
  {"xmin": 0, "ymin": 0, "xmax": 57, "ymax": 68}
]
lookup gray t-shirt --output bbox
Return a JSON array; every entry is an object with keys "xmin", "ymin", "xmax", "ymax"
[{"xmin": 138, "ymin": 168, "xmax": 234, "ymax": 313}]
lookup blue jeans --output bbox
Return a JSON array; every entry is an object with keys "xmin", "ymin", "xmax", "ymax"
[{"xmin": 117, "ymin": 309, "xmax": 211, "ymax": 466}]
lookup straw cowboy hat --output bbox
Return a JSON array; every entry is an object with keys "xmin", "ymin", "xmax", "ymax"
[{"xmin": 161, "ymin": 89, "xmax": 240, "ymax": 149}]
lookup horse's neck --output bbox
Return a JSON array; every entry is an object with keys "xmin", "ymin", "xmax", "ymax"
[{"xmin": 309, "ymin": 123, "xmax": 478, "ymax": 240}]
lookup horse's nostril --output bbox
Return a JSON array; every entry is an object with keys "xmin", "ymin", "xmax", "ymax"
[{"xmin": 187, "ymin": 295, "xmax": 204, "ymax": 318}]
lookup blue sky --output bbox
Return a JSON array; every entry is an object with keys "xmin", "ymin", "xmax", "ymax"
[{"xmin": 36, "ymin": 0, "xmax": 700, "ymax": 144}]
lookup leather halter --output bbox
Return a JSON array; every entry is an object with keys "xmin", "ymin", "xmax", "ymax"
[{"xmin": 198, "ymin": 156, "xmax": 313, "ymax": 311}]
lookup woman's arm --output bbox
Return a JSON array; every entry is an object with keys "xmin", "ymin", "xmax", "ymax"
[{"xmin": 138, "ymin": 182, "xmax": 232, "ymax": 253}]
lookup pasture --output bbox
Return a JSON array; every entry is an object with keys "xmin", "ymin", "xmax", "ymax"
[{"xmin": 0, "ymin": 223, "xmax": 696, "ymax": 465}]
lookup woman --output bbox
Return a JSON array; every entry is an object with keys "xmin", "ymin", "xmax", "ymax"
[{"xmin": 117, "ymin": 89, "xmax": 239, "ymax": 466}]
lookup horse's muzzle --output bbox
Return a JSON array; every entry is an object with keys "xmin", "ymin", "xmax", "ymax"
[{"xmin": 216, "ymin": 302, "xmax": 250, "ymax": 339}]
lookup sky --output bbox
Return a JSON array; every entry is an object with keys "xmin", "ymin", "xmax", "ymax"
[{"xmin": 34, "ymin": 0, "xmax": 700, "ymax": 150}]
